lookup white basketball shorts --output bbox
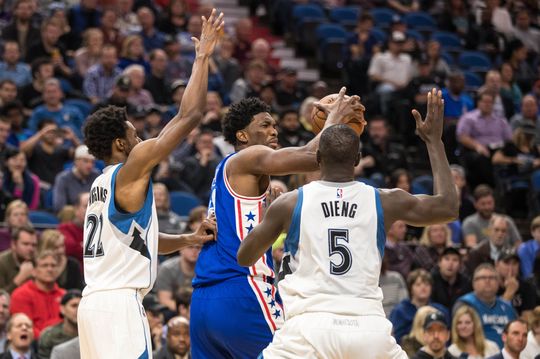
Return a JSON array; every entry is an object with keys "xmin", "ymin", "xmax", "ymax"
[
  {"xmin": 78, "ymin": 289, "xmax": 152, "ymax": 359},
  {"xmin": 261, "ymin": 312, "xmax": 408, "ymax": 359}
]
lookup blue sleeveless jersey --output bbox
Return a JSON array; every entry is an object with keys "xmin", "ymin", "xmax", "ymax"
[{"xmin": 193, "ymin": 153, "xmax": 275, "ymax": 287}]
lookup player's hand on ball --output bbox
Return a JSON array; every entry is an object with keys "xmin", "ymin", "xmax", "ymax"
[
  {"xmin": 192, "ymin": 9, "xmax": 225, "ymax": 57},
  {"xmin": 412, "ymin": 88, "xmax": 444, "ymax": 144},
  {"xmin": 311, "ymin": 87, "xmax": 366, "ymax": 135}
]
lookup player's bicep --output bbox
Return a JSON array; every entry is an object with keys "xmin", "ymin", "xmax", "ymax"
[{"xmin": 120, "ymin": 139, "xmax": 160, "ymax": 179}]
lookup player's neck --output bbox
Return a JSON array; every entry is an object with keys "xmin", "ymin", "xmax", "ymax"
[{"xmin": 320, "ymin": 170, "xmax": 355, "ymax": 183}]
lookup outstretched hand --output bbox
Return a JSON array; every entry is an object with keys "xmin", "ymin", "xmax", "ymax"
[
  {"xmin": 192, "ymin": 9, "xmax": 225, "ymax": 57},
  {"xmin": 412, "ymin": 88, "xmax": 444, "ymax": 144}
]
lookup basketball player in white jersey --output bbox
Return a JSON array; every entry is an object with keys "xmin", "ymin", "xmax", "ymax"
[
  {"xmin": 238, "ymin": 89, "xmax": 459, "ymax": 358},
  {"xmin": 77, "ymin": 10, "xmax": 223, "ymax": 359}
]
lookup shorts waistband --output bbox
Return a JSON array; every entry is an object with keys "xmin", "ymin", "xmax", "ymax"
[{"xmin": 83, "ymin": 288, "xmax": 143, "ymax": 300}]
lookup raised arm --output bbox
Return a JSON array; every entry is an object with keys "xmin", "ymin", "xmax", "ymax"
[
  {"xmin": 381, "ymin": 88, "xmax": 459, "ymax": 229},
  {"xmin": 234, "ymin": 88, "xmax": 365, "ymax": 176},
  {"xmin": 237, "ymin": 191, "xmax": 296, "ymax": 266}
]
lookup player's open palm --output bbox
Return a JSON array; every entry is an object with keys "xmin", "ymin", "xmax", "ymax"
[
  {"xmin": 192, "ymin": 9, "xmax": 225, "ymax": 57},
  {"xmin": 412, "ymin": 88, "xmax": 444, "ymax": 144}
]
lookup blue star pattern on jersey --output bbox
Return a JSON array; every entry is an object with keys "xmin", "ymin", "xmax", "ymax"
[
  {"xmin": 245, "ymin": 211, "xmax": 256, "ymax": 222},
  {"xmin": 246, "ymin": 223, "xmax": 254, "ymax": 233},
  {"xmin": 269, "ymin": 299, "xmax": 276, "ymax": 308},
  {"xmin": 264, "ymin": 287, "xmax": 272, "ymax": 297},
  {"xmin": 273, "ymin": 309, "xmax": 281, "ymax": 319}
]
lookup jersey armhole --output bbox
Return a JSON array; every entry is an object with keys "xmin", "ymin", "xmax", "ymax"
[
  {"xmin": 374, "ymin": 188, "xmax": 386, "ymax": 259},
  {"xmin": 284, "ymin": 188, "xmax": 303, "ymax": 258}
]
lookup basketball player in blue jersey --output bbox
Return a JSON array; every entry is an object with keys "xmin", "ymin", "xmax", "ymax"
[
  {"xmin": 190, "ymin": 88, "xmax": 363, "ymax": 358},
  {"xmin": 238, "ymin": 89, "xmax": 459, "ymax": 358},
  {"xmin": 76, "ymin": 10, "xmax": 223, "ymax": 359}
]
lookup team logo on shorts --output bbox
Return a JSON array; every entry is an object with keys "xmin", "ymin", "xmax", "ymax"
[{"xmin": 336, "ymin": 188, "xmax": 343, "ymax": 198}]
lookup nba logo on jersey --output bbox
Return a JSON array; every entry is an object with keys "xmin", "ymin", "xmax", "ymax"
[{"xmin": 337, "ymin": 188, "xmax": 343, "ymax": 198}]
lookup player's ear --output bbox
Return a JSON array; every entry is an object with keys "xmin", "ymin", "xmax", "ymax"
[
  {"xmin": 354, "ymin": 152, "xmax": 361, "ymax": 167},
  {"xmin": 236, "ymin": 130, "xmax": 248, "ymax": 145}
]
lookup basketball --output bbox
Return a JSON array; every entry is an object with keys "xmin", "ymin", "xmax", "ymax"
[{"xmin": 311, "ymin": 94, "xmax": 366, "ymax": 136}]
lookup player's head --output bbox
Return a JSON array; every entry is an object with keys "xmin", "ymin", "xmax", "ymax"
[
  {"xmin": 317, "ymin": 124, "xmax": 360, "ymax": 172},
  {"xmin": 84, "ymin": 105, "xmax": 141, "ymax": 163},
  {"xmin": 222, "ymin": 98, "xmax": 276, "ymax": 150}
]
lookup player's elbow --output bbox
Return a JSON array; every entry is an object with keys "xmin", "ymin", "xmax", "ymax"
[{"xmin": 237, "ymin": 247, "xmax": 255, "ymax": 267}]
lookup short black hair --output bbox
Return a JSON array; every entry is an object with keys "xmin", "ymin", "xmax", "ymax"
[
  {"xmin": 503, "ymin": 319, "xmax": 528, "ymax": 334},
  {"xmin": 31, "ymin": 57, "xmax": 52, "ymax": 79},
  {"xmin": 37, "ymin": 118, "xmax": 56, "ymax": 131},
  {"xmin": 319, "ymin": 124, "xmax": 359, "ymax": 165},
  {"xmin": 84, "ymin": 106, "xmax": 128, "ymax": 161},
  {"xmin": 222, "ymin": 98, "xmax": 270, "ymax": 146}
]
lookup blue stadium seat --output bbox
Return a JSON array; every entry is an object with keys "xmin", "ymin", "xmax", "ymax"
[
  {"xmin": 371, "ymin": 8, "xmax": 396, "ymax": 28},
  {"xmin": 406, "ymin": 29, "xmax": 424, "ymax": 42},
  {"xmin": 370, "ymin": 27, "xmax": 388, "ymax": 43},
  {"xmin": 292, "ymin": 4, "xmax": 325, "ymax": 20},
  {"xmin": 292, "ymin": 4, "xmax": 327, "ymax": 54},
  {"xmin": 316, "ymin": 23, "xmax": 348, "ymax": 71},
  {"xmin": 169, "ymin": 191, "xmax": 202, "ymax": 217},
  {"xmin": 329, "ymin": 7, "xmax": 360, "ymax": 31},
  {"xmin": 440, "ymin": 51, "xmax": 455, "ymax": 66},
  {"xmin": 411, "ymin": 175, "xmax": 433, "ymax": 195},
  {"xmin": 29, "ymin": 210, "xmax": 59, "ymax": 226},
  {"xmin": 532, "ymin": 170, "xmax": 540, "ymax": 191},
  {"xmin": 403, "ymin": 12, "xmax": 437, "ymax": 32},
  {"xmin": 464, "ymin": 71, "xmax": 483, "ymax": 90},
  {"xmin": 458, "ymin": 51, "xmax": 492, "ymax": 72},
  {"xmin": 431, "ymin": 32, "xmax": 463, "ymax": 51}
]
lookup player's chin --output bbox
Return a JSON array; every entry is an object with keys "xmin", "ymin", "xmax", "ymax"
[{"xmin": 267, "ymin": 141, "xmax": 279, "ymax": 149}]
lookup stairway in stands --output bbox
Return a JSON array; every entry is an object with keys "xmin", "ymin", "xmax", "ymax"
[{"xmin": 212, "ymin": 0, "xmax": 321, "ymax": 83}]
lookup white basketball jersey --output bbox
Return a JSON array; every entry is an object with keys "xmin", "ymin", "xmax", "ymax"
[
  {"xmin": 278, "ymin": 181, "xmax": 386, "ymax": 319},
  {"xmin": 82, "ymin": 164, "xmax": 159, "ymax": 297}
]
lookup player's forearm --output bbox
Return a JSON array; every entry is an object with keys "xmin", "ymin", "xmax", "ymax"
[
  {"xmin": 426, "ymin": 140, "xmax": 459, "ymax": 220},
  {"xmin": 237, "ymin": 229, "xmax": 274, "ymax": 266},
  {"xmin": 158, "ymin": 232, "xmax": 192, "ymax": 254},
  {"xmin": 178, "ymin": 55, "xmax": 210, "ymax": 119}
]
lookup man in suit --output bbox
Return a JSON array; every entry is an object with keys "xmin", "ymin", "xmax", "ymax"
[
  {"xmin": 487, "ymin": 319, "xmax": 528, "ymax": 359},
  {"xmin": 49, "ymin": 337, "xmax": 79, "ymax": 359},
  {"xmin": 0, "ymin": 313, "xmax": 37, "ymax": 359}
]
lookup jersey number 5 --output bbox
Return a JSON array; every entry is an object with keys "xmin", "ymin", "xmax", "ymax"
[
  {"xmin": 84, "ymin": 214, "xmax": 104, "ymax": 258},
  {"xmin": 328, "ymin": 229, "xmax": 352, "ymax": 275}
]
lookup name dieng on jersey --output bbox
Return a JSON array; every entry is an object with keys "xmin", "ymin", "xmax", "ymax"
[
  {"xmin": 89, "ymin": 186, "xmax": 108, "ymax": 205},
  {"xmin": 321, "ymin": 200, "xmax": 357, "ymax": 219}
]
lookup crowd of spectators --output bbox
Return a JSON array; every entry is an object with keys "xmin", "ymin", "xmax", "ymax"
[{"xmin": 0, "ymin": 0, "xmax": 539, "ymax": 358}]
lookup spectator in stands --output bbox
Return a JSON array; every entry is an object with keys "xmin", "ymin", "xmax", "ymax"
[
  {"xmin": 83, "ymin": 44, "xmax": 121, "ymax": 104},
  {"xmin": 3, "ymin": 101, "xmax": 32, "ymax": 149},
  {"xmin": 480, "ymin": 70, "xmax": 515, "ymax": 120},
  {"xmin": 116, "ymin": 0, "xmax": 141, "ymax": 36},
  {"xmin": 153, "ymin": 182, "xmax": 184, "ymax": 235},
  {"xmin": 500, "ymin": 63, "xmax": 522, "ymax": 112},
  {"xmin": 229, "ymin": 60, "xmax": 267, "ymax": 104},
  {"xmin": 277, "ymin": 109, "xmax": 313, "ymax": 149},
  {"xmin": 390, "ymin": 269, "xmax": 449, "ymax": 345},
  {"xmin": 368, "ymin": 31, "xmax": 413, "ymax": 116},
  {"xmin": 413, "ymin": 224, "xmax": 452, "ymax": 272},
  {"xmin": 489, "ymin": 319, "xmax": 529, "ymax": 359},
  {"xmin": 153, "ymin": 316, "xmax": 190, "ymax": 359},
  {"xmin": 10, "ymin": 250, "xmax": 65, "ymax": 338},
  {"xmin": 401, "ymin": 306, "xmax": 440, "ymax": 357},
  {"xmin": 0, "ymin": 200, "xmax": 29, "ymax": 251},
  {"xmin": 92, "ymin": 74, "xmax": 134, "ymax": 113},
  {"xmin": 448, "ymin": 305, "xmax": 500, "ymax": 358},
  {"xmin": 200, "ymin": 91, "xmax": 224, "ymax": 133},
  {"xmin": 465, "ymin": 215, "xmax": 514, "ymax": 275},
  {"xmin": 442, "ymin": 71, "xmax": 475, "ymax": 122},
  {"xmin": 26, "ymin": 18, "xmax": 72, "ymax": 78},
  {"xmin": 27, "ymin": 79, "xmax": 85, "ymax": 139},
  {"xmin": 0, "ymin": 289, "xmax": 9, "ymax": 352},
  {"xmin": 38, "ymin": 230, "xmax": 83, "ymax": 290},
  {"xmin": 462, "ymin": 185, "xmax": 522, "ymax": 248},
  {"xmin": 49, "ymin": 336, "xmax": 80, "ymax": 359},
  {"xmin": 164, "ymin": 79, "xmax": 187, "ymax": 121},
  {"xmin": 380, "ymin": 255, "xmax": 409, "ymax": 317},
  {"xmin": 510, "ymin": 95, "xmax": 540, "ymax": 142},
  {"xmin": 457, "ymin": 91, "xmax": 512, "ymax": 188},
  {"xmin": 123, "ymin": 64, "xmax": 154, "ymax": 108},
  {"xmin": 521, "ymin": 306, "xmax": 540, "ymax": 359},
  {"xmin": 2, "ymin": 149, "xmax": 39, "ymax": 210},
  {"xmin": 177, "ymin": 15, "xmax": 201, "ymax": 61},
  {"xmin": 155, "ymin": 240, "xmax": 203, "ymax": 311},
  {"xmin": 137, "ymin": 7, "xmax": 166, "ymax": 52},
  {"xmin": 413, "ymin": 311, "xmax": 455, "ymax": 359},
  {"xmin": 387, "ymin": 0, "xmax": 419, "ymax": 13},
  {"xmin": 142, "ymin": 294, "xmax": 166, "ymax": 352},
  {"xmin": 18, "ymin": 58, "xmax": 54, "ymax": 110},
  {"xmin": 0, "ymin": 117, "xmax": 15, "ymax": 171},
  {"xmin": 495, "ymin": 252, "xmax": 537, "ymax": 321},
  {"xmin": 58, "ymin": 192, "xmax": 88, "ymax": 269},
  {"xmin": 158, "ymin": 0, "xmax": 188, "ymax": 35},
  {"xmin": 431, "ymin": 247, "xmax": 472, "ymax": 311},
  {"xmin": 3, "ymin": 313, "xmax": 36, "ymax": 358},
  {"xmin": 455, "ymin": 263, "xmax": 517, "ymax": 348},
  {"xmin": 512, "ymin": 10, "xmax": 540, "ymax": 55},
  {"xmin": 505, "ymin": 39, "xmax": 537, "ymax": 94},
  {"xmin": 67, "ymin": 0, "xmax": 101, "ymax": 50},
  {"xmin": 74, "ymin": 28, "xmax": 104, "ymax": 78},
  {"xmin": 38, "ymin": 289, "xmax": 80, "ymax": 359},
  {"xmin": 450, "ymin": 164, "xmax": 475, "ymax": 223},
  {"xmin": 385, "ymin": 220, "xmax": 414, "ymax": 280},
  {"xmin": 484, "ymin": 0, "xmax": 514, "ymax": 39},
  {"xmin": 144, "ymin": 49, "xmax": 171, "ymax": 106},
  {"xmin": 0, "ymin": 41, "xmax": 31, "ymax": 87},
  {"xmin": 232, "ymin": 17, "xmax": 253, "ymax": 65},
  {"xmin": 213, "ymin": 35, "xmax": 242, "ymax": 96},
  {"xmin": 274, "ymin": 67, "xmax": 307, "ymax": 111},
  {"xmin": 354, "ymin": 116, "xmax": 408, "ymax": 186},
  {"xmin": 1, "ymin": 0, "xmax": 40, "ymax": 61},
  {"xmin": 52, "ymin": 145, "xmax": 98, "ymax": 213},
  {"xmin": 163, "ymin": 34, "xmax": 192, "ymax": 82},
  {"xmin": 0, "ymin": 80, "xmax": 18, "ymax": 108},
  {"xmin": 100, "ymin": 8, "xmax": 123, "ymax": 51},
  {"xmin": 118, "ymin": 34, "xmax": 149, "ymax": 72},
  {"xmin": 518, "ymin": 216, "xmax": 540, "ymax": 279}
]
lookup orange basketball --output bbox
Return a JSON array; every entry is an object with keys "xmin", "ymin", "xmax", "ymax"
[{"xmin": 311, "ymin": 94, "xmax": 366, "ymax": 136}]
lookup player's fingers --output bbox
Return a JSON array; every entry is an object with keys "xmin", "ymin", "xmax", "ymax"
[
  {"xmin": 191, "ymin": 37, "xmax": 200, "ymax": 46},
  {"xmin": 438, "ymin": 90, "xmax": 444, "ymax": 120},
  {"xmin": 214, "ymin": 12, "xmax": 224, "ymax": 27},
  {"xmin": 337, "ymin": 86, "xmax": 346, "ymax": 101},
  {"xmin": 411, "ymin": 109, "xmax": 422, "ymax": 128},
  {"xmin": 207, "ymin": 8, "xmax": 215, "ymax": 23},
  {"xmin": 201, "ymin": 15, "xmax": 207, "ymax": 27},
  {"xmin": 313, "ymin": 101, "xmax": 329, "ymax": 114}
]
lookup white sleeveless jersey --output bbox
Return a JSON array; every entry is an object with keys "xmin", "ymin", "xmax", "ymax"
[
  {"xmin": 278, "ymin": 180, "xmax": 386, "ymax": 319},
  {"xmin": 82, "ymin": 164, "xmax": 159, "ymax": 297}
]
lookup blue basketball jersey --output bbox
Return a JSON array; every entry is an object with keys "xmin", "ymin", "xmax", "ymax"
[{"xmin": 193, "ymin": 153, "xmax": 275, "ymax": 287}]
